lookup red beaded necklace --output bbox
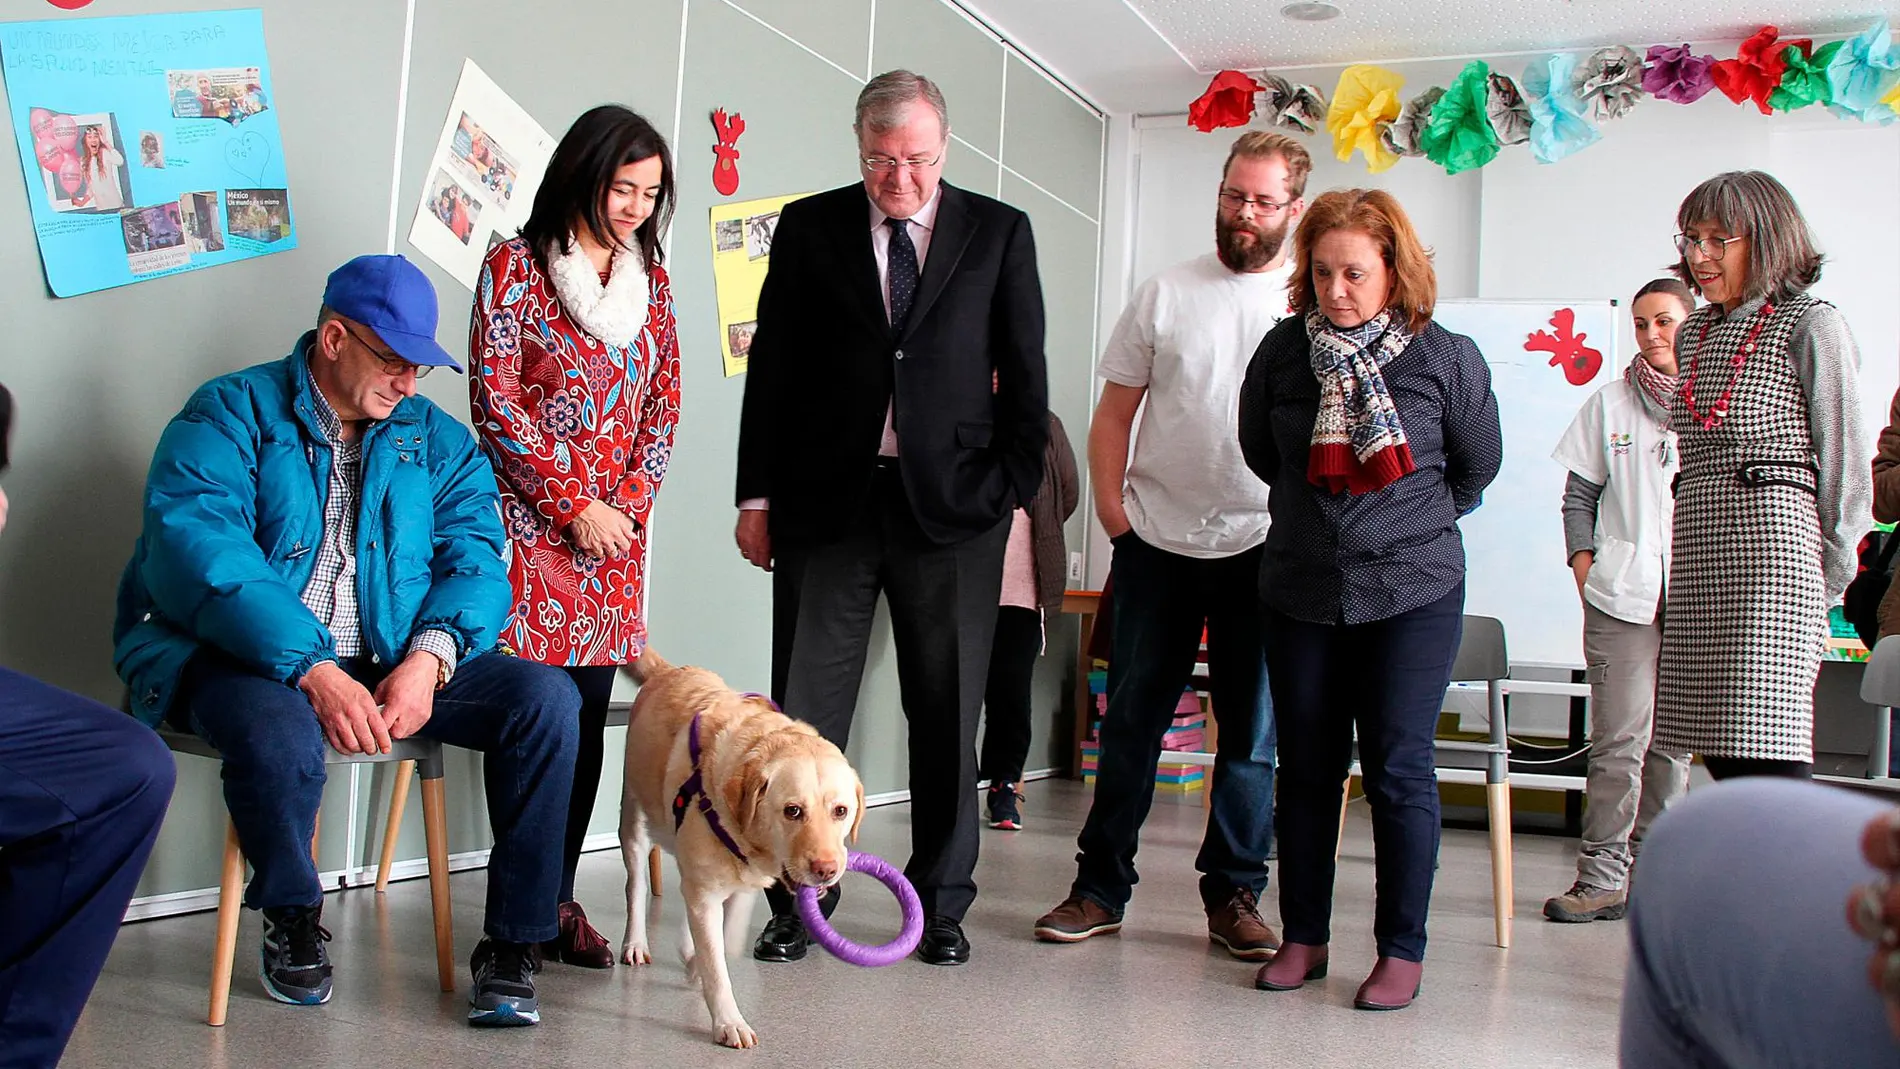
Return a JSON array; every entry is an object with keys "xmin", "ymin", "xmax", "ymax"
[{"xmin": 1678, "ymin": 302, "xmax": 1775, "ymax": 430}]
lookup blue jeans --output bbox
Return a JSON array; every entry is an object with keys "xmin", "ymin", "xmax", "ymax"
[
  {"xmin": 174, "ymin": 650, "xmax": 579, "ymax": 944},
  {"xmin": 1621, "ymin": 778, "xmax": 1900, "ymax": 1068},
  {"xmin": 1073, "ymin": 533, "xmax": 1276, "ymax": 913},
  {"xmin": 0, "ymin": 668, "xmax": 175, "ymax": 1069},
  {"xmin": 1265, "ymin": 584, "xmax": 1463, "ymax": 962}
]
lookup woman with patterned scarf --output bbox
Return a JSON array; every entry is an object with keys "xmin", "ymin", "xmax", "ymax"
[
  {"xmin": 1238, "ymin": 188, "xmax": 1501, "ymax": 1011},
  {"xmin": 1542, "ymin": 279, "xmax": 1696, "ymax": 927}
]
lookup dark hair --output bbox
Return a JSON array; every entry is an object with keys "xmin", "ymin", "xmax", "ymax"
[
  {"xmin": 1670, "ymin": 170, "xmax": 1823, "ymax": 304},
  {"xmin": 520, "ymin": 105, "xmax": 674, "ymax": 268},
  {"xmin": 0, "ymin": 383, "xmax": 12, "ymax": 475},
  {"xmin": 1632, "ymin": 277, "xmax": 1696, "ymax": 313}
]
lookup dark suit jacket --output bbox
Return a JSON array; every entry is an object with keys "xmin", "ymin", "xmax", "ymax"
[{"xmin": 735, "ymin": 181, "xmax": 1049, "ymax": 546}]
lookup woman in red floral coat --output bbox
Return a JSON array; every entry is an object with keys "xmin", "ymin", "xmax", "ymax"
[{"xmin": 468, "ymin": 105, "xmax": 680, "ymax": 968}]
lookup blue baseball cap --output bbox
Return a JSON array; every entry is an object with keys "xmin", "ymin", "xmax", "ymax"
[{"xmin": 321, "ymin": 254, "xmax": 463, "ymax": 373}]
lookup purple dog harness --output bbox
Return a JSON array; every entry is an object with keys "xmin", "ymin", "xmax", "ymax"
[{"xmin": 672, "ymin": 713, "xmax": 750, "ymax": 862}]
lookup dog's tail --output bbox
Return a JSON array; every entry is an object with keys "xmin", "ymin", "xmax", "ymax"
[{"xmin": 626, "ymin": 646, "xmax": 672, "ymax": 685}]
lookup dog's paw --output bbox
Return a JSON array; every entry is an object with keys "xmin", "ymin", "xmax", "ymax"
[
  {"xmin": 621, "ymin": 942, "xmax": 652, "ymax": 966},
  {"xmin": 714, "ymin": 1019, "xmax": 759, "ymax": 1049}
]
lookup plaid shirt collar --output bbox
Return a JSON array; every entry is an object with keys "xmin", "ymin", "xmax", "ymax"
[{"xmin": 302, "ymin": 350, "xmax": 354, "ymax": 447}]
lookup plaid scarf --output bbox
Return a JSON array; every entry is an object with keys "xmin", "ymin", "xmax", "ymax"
[
  {"xmin": 1624, "ymin": 353, "xmax": 1678, "ymax": 419},
  {"xmin": 1305, "ymin": 309, "xmax": 1416, "ymax": 495}
]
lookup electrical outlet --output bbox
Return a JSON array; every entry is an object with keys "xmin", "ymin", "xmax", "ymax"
[{"xmin": 1068, "ymin": 551, "xmax": 1084, "ymax": 582}]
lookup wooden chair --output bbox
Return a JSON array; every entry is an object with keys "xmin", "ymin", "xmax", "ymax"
[
  {"xmin": 374, "ymin": 699, "xmax": 663, "ymax": 899},
  {"xmin": 158, "ymin": 729, "xmax": 455, "ymax": 1026},
  {"xmin": 1337, "ymin": 614, "xmax": 1515, "ymax": 948}
]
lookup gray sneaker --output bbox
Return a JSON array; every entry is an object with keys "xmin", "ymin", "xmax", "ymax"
[
  {"xmin": 259, "ymin": 905, "xmax": 333, "ymax": 1005},
  {"xmin": 467, "ymin": 939, "xmax": 540, "ymax": 1026},
  {"xmin": 1543, "ymin": 881, "xmax": 1627, "ymax": 923}
]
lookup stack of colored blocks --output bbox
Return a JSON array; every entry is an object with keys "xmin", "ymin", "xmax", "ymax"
[{"xmin": 1079, "ymin": 670, "xmax": 1209, "ymax": 792}]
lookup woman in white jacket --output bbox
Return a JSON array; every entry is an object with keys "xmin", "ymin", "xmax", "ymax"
[
  {"xmin": 1544, "ymin": 278, "xmax": 1697, "ymax": 924},
  {"xmin": 76, "ymin": 125, "xmax": 125, "ymax": 212}
]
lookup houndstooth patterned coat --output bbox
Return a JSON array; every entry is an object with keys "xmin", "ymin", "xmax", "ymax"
[{"xmin": 1655, "ymin": 293, "xmax": 1855, "ymax": 762}]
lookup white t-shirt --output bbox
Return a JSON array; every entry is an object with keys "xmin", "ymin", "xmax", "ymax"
[
  {"xmin": 1551, "ymin": 378, "xmax": 1678, "ymax": 624},
  {"xmin": 1098, "ymin": 252, "xmax": 1292, "ymax": 558}
]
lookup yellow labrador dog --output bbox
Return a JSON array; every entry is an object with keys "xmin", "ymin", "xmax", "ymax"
[{"xmin": 618, "ymin": 649, "xmax": 864, "ymax": 1048}]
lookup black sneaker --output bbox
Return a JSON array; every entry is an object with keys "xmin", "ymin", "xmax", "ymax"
[
  {"xmin": 259, "ymin": 905, "xmax": 333, "ymax": 1005},
  {"xmin": 987, "ymin": 784, "xmax": 1025, "ymax": 830},
  {"xmin": 468, "ymin": 938, "xmax": 541, "ymax": 1027}
]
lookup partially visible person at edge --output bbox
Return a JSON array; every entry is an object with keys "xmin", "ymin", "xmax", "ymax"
[
  {"xmin": 468, "ymin": 104, "xmax": 683, "ymax": 970},
  {"xmin": 1542, "ymin": 278, "xmax": 1696, "ymax": 925}
]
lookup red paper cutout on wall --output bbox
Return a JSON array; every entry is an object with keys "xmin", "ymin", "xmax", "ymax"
[
  {"xmin": 1526, "ymin": 308, "xmax": 1603, "ymax": 386},
  {"xmin": 46, "ymin": 0, "xmax": 96, "ymax": 8},
  {"xmin": 711, "ymin": 109, "xmax": 744, "ymax": 196}
]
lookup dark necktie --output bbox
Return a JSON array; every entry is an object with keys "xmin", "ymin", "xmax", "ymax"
[{"xmin": 885, "ymin": 216, "xmax": 918, "ymax": 332}]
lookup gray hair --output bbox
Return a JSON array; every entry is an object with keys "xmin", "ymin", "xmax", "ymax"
[
  {"xmin": 854, "ymin": 70, "xmax": 949, "ymax": 138},
  {"xmin": 1673, "ymin": 170, "xmax": 1823, "ymax": 303}
]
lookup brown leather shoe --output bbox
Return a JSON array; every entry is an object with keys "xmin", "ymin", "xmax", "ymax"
[
  {"xmin": 1255, "ymin": 941, "xmax": 1328, "ymax": 991},
  {"xmin": 1206, "ymin": 888, "xmax": 1280, "ymax": 961},
  {"xmin": 1033, "ymin": 895, "xmax": 1123, "ymax": 943},
  {"xmin": 1354, "ymin": 956, "xmax": 1423, "ymax": 1010},
  {"xmin": 540, "ymin": 900, "xmax": 614, "ymax": 969}
]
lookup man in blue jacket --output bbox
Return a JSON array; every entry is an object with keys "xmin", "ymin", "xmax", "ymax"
[{"xmin": 113, "ymin": 254, "xmax": 580, "ymax": 1027}]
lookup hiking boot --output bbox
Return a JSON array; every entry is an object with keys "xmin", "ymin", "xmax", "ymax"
[
  {"xmin": 1033, "ymin": 895, "xmax": 1123, "ymax": 943},
  {"xmin": 540, "ymin": 900, "xmax": 614, "ymax": 968},
  {"xmin": 1207, "ymin": 887, "xmax": 1280, "ymax": 961},
  {"xmin": 468, "ymin": 938, "xmax": 541, "ymax": 1026},
  {"xmin": 1543, "ymin": 881, "xmax": 1627, "ymax": 923},
  {"xmin": 987, "ymin": 784, "xmax": 1026, "ymax": 830},
  {"xmin": 259, "ymin": 905, "xmax": 333, "ymax": 1005}
]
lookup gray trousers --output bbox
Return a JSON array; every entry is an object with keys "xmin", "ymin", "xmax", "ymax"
[{"xmin": 1579, "ymin": 601, "xmax": 1691, "ymax": 890}]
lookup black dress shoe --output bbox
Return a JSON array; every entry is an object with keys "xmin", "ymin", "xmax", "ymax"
[
  {"xmin": 917, "ymin": 915, "xmax": 970, "ymax": 966},
  {"xmin": 752, "ymin": 885, "xmax": 841, "ymax": 963}
]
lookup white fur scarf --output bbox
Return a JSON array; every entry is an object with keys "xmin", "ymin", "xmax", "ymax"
[{"xmin": 545, "ymin": 237, "xmax": 650, "ymax": 347}]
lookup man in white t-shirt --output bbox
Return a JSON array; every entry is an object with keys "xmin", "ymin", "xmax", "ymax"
[{"xmin": 1034, "ymin": 132, "xmax": 1308, "ymax": 959}]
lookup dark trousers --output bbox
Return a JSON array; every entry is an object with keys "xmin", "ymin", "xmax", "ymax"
[
  {"xmin": 0, "ymin": 667, "xmax": 175, "ymax": 1069},
  {"xmin": 558, "ymin": 665, "xmax": 620, "ymax": 904},
  {"xmin": 1704, "ymin": 756, "xmax": 1813, "ymax": 781},
  {"xmin": 1266, "ymin": 584, "xmax": 1463, "ymax": 962},
  {"xmin": 979, "ymin": 605, "xmax": 1042, "ymax": 787},
  {"xmin": 763, "ymin": 466, "xmax": 1007, "ymax": 922},
  {"xmin": 1073, "ymin": 534, "xmax": 1276, "ymax": 913},
  {"xmin": 172, "ymin": 650, "xmax": 579, "ymax": 944}
]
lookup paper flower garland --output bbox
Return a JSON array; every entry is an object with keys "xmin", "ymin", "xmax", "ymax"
[
  {"xmin": 1643, "ymin": 44, "xmax": 1717, "ymax": 104},
  {"xmin": 1327, "ymin": 65, "xmax": 1405, "ymax": 172},
  {"xmin": 1828, "ymin": 18, "xmax": 1900, "ymax": 122},
  {"xmin": 1771, "ymin": 39, "xmax": 1840, "ymax": 111},
  {"xmin": 1420, "ymin": 61, "xmax": 1500, "ymax": 174},
  {"xmin": 1188, "ymin": 70, "xmax": 1260, "ymax": 132},
  {"xmin": 1487, "ymin": 73, "xmax": 1532, "ymax": 144},
  {"xmin": 1258, "ymin": 73, "xmax": 1328, "ymax": 135},
  {"xmin": 1713, "ymin": 26, "xmax": 1797, "ymax": 114},
  {"xmin": 1381, "ymin": 87, "xmax": 1443, "ymax": 158},
  {"xmin": 1524, "ymin": 51, "xmax": 1600, "ymax": 164},
  {"xmin": 1574, "ymin": 46, "xmax": 1646, "ymax": 121}
]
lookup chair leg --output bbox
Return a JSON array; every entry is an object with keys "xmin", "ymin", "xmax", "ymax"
[
  {"xmin": 1487, "ymin": 781, "xmax": 1512, "ymax": 948},
  {"xmin": 420, "ymin": 776, "xmax": 456, "ymax": 992},
  {"xmin": 1201, "ymin": 696, "xmax": 1218, "ymax": 810},
  {"xmin": 209, "ymin": 819, "xmax": 245, "ymax": 1027},
  {"xmin": 310, "ymin": 811, "xmax": 321, "ymax": 867},
  {"xmin": 376, "ymin": 760, "xmax": 415, "ymax": 893},
  {"xmin": 1335, "ymin": 776, "xmax": 1351, "ymax": 862},
  {"xmin": 648, "ymin": 844, "xmax": 663, "ymax": 898}
]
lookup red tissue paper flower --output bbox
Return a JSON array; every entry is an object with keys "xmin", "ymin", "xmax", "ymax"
[
  {"xmin": 1188, "ymin": 71, "xmax": 1261, "ymax": 132},
  {"xmin": 1712, "ymin": 26, "xmax": 1808, "ymax": 114}
]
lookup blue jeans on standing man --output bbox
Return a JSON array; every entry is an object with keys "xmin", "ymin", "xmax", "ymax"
[
  {"xmin": 1072, "ymin": 532, "xmax": 1276, "ymax": 913},
  {"xmin": 172, "ymin": 649, "xmax": 578, "ymax": 944}
]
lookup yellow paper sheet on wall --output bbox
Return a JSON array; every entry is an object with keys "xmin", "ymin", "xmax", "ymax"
[{"xmin": 708, "ymin": 192, "xmax": 811, "ymax": 377}]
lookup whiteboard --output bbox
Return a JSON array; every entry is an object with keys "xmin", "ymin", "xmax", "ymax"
[{"xmin": 1434, "ymin": 298, "xmax": 1622, "ymax": 668}]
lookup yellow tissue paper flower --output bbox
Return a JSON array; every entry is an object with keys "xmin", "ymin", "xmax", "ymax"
[
  {"xmin": 1328, "ymin": 65, "xmax": 1406, "ymax": 173},
  {"xmin": 1882, "ymin": 74, "xmax": 1900, "ymax": 117}
]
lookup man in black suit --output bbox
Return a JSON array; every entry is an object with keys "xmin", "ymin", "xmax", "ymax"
[{"xmin": 734, "ymin": 69, "xmax": 1048, "ymax": 966}]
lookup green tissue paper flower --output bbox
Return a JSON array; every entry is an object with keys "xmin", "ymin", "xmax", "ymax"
[
  {"xmin": 1771, "ymin": 40, "xmax": 1843, "ymax": 111},
  {"xmin": 1420, "ymin": 61, "xmax": 1500, "ymax": 175}
]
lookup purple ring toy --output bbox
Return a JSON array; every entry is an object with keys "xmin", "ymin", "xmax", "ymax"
[{"xmin": 794, "ymin": 851, "xmax": 924, "ymax": 967}]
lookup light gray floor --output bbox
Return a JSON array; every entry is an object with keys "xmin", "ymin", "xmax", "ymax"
[{"xmin": 63, "ymin": 781, "xmax": 1625, "ymax": 1068}]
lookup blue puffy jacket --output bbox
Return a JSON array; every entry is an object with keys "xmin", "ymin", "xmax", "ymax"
[{"xmin": 114, "ymin": 339, "xmax": 511, "ymax": 726}]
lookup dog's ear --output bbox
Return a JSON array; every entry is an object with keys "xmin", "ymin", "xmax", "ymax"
[
  {"xmin": 724, "ymin": 757, "xmax": 771, "ymax": 829},
  {"xmin": 849, "ymin": 776, "xmax": 866, "ymax": 843}
]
